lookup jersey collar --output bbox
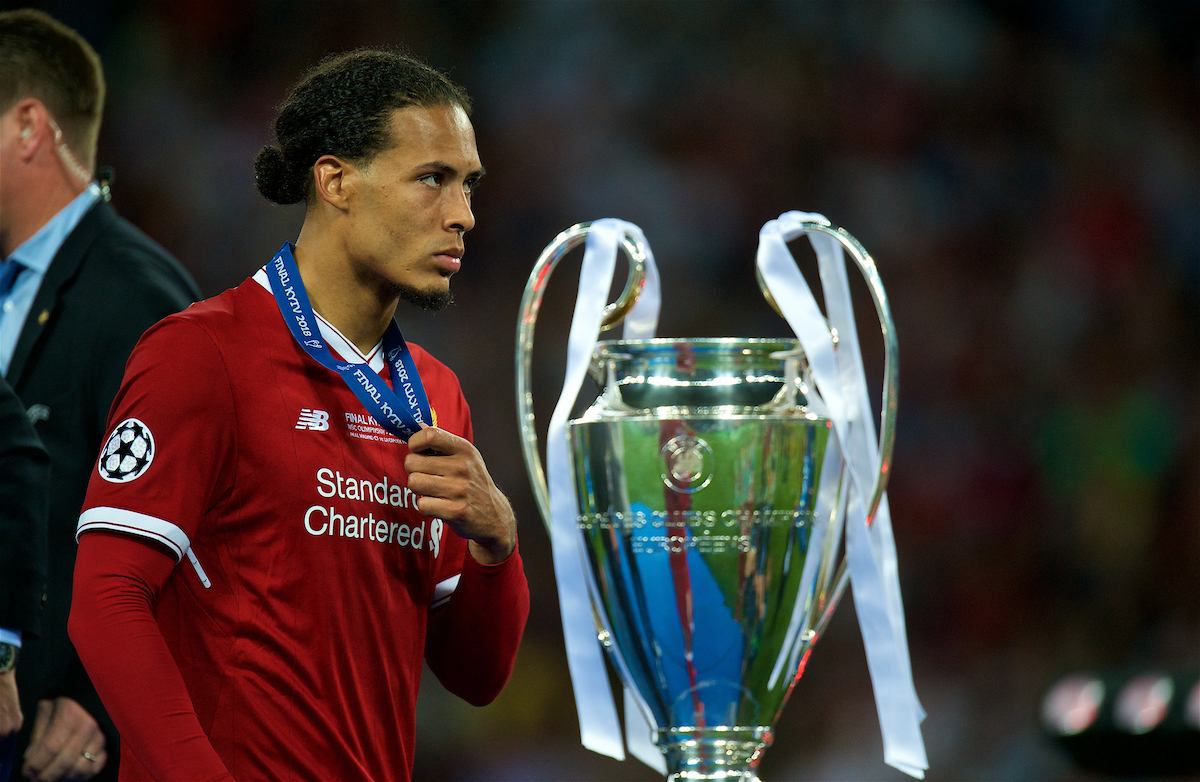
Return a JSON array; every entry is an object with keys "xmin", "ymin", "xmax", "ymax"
[{"xmin": 253, "ymin": 267, "xmax": 385, "ymax": 373}]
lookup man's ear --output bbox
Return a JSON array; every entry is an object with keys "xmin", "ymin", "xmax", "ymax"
[
  {"xmin": 311, "ymin": 154, "xmax": 358, "ymax": 212},
  {"xmin": 11, "ymin": 98, "xmax": 49, "ymax": 162}
]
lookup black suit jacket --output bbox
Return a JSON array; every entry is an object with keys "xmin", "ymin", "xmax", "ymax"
[
  {"xmin": 4, "ymin": 199, "xmax": 200, "ymax": 781},
  {"xmin": 0, "ymin": 372, "xmax": 48, "ymax": 637}
]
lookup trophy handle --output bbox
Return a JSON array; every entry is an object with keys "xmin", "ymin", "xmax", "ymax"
[
  {"xmin": 756, "ymin": 221, "xmax": 899, "ymax": 638},
  {"xmin": 515, "ymin": 222, "xmax": 649, "ymax": 533}
]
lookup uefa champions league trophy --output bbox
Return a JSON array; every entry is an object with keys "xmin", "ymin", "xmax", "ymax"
[{"xmin": 516, "ymin": 215, "xmax": 927, "ymax": 780}]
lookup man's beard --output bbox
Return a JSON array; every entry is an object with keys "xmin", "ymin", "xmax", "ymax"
[{"xmin": 393, "ymin": 283, "xmax": 453, "ymax": 312}]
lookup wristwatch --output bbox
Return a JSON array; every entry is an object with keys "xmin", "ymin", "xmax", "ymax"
[{"xmin": 0, "ymin": 642, "xmax": 17, "ymax": 673}]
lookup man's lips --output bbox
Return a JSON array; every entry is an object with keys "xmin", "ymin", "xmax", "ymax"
[{"xmin": 433, "ymin": 249, "xmax": 462, "ymax": 273}]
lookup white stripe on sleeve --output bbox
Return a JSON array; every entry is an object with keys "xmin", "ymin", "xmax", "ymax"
[
  {"xmin": 77, "ymin": 506, "xmax": 191, "ymax": 562},
  {"xmin": 431, "ymin": 574, "xmax": 461, "ymax": 610}
]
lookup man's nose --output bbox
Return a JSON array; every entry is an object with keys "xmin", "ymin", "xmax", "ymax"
[{"xmin": 444, "ymin": 188, "xmax": 475, "ymax": 233}]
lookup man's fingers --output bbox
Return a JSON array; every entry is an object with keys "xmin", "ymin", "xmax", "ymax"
[
  {"xmin": 406, "ymin": 425, "xmax": 467, "ymax": 457},
  {"xmin": 23, "ymin": 699, "xmax": 104, "ymax": 782},
  {"xmin": 415, "ymin": 495, "xmax": 464, "ymax": 522},
  {"xmin": 405, "ymin": 471, "xmax": 441, "ymax": 498},
  {"xmin": 31, "ymin": 723, "xmax": 90, "ymax": 782},
  {"xmin": 23, "ymin": 700, "xmax": 75, "ymax": 779},
  {"xmin": 25, "ymin": 699, "xmax": 54, "ymax": 753},
  {"xmin": 404, "ymin": 451, "xmax": 451, "ymax": 478},
  {"xmin": 57, "ymin": 734, "xmax": 107, "ymax": 782},
  {"xmin": 73, "ymin": 745, "xmax": 107, "ymax": 781},
  {"xmin": 405, "ymin": 425, "xmax": 438, "ymax": 454},
  {"xmin": 406, "ymin": 432, "xmax": 476, "ymax": 480}
]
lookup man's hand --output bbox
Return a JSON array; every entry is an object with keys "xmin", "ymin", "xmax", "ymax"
[
  {"xmin": 21, "ymin": 698, "xmax": 106, "ymax": 782},
  {"xmin": 405, "ymin": 426, "xmax": 517, "ymax": 565},
  {"xmin": 0, "ymin": 670, "xmax": 21, "ymax": 738}
]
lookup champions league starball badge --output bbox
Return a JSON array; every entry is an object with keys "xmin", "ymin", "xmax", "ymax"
[{"xmin": 98, "ymin": 417, "xmax": 155, "ymax": 483}]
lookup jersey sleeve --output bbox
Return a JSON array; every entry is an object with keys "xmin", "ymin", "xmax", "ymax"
[
  {"xmin": 77, "ymin": 316, "xmax": 236, "ymax": 560},
  {"xmin": 425, "ymin": 545, "xmax": 529, "ymax": 706},
  {"xmin": 70, "ymin": 532, "xmax": 235, "ymax": 782},
  {"xmin": 416, "ymin": 352, "xmax": 529, "ymax": 704}
]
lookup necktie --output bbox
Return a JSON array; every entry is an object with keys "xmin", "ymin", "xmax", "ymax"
[{"xmin": 0, "ymin": 259, "xmax": 24, "ymax": 299}]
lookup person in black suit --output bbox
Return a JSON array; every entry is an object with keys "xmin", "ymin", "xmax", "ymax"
[
  {"xmin": 0, "ymin": 10, "xmax": 201, "ymax": 781},
  {"xmin": 0, "ymin": 372, "xmax": 49, "ymax": 777}
]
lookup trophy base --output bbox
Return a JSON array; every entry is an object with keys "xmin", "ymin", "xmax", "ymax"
[
  {"xmin": 660, "ymin": 727, "xmax": 770, "ymax": 782},
  {"xmin": 667, "ymin": 773, "xmax": 760, "ymax": 782}
]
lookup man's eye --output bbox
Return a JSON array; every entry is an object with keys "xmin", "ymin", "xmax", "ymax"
[
  {"xmin": 419, "ymin": 173, "xmax": 441, "ymax": 186},
  {"xmin": 464, "ymin": 178, "xmax": 480, "ymax": 194}
]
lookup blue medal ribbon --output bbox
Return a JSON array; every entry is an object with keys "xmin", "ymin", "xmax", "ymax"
[{"xmin": 266, "ymin": 242, "xmax": 432, "ymax": 441}]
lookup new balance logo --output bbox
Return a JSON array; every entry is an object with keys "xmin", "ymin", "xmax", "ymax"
[{"xmin": 296, "ymin": 409, "xmax": 330, "ymax": 431}]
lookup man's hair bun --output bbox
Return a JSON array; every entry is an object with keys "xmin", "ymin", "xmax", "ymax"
[
  {"xmin": 254, "ymin": 145, "xmax": 306, "ymax": 205},
  {"xmin": 254, "ymin": 49, "xmax": 471, "ymax": 208}
]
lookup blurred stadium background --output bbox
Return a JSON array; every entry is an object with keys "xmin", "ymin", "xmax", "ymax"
[{"xmin": 12, "ymin": 1, "xmax": 1200, "ymax": 779}]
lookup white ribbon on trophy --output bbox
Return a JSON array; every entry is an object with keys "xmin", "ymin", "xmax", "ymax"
[
  {"xmin": 546, "ymin": 219, "xmax": 667, "ymax": 771},
  {"xmin": 756, "ymin": 210, "xmax": 927, "ymax": 778}
]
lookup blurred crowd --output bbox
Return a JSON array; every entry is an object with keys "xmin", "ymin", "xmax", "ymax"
[{"xmin": 23, "ymin": 1, "xmax": 1200, "ymax": 779}]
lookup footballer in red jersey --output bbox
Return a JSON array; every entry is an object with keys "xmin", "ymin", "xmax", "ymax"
[{"xmin": 67, "ymin": 50, "xmax": 529, "ymax": 782}]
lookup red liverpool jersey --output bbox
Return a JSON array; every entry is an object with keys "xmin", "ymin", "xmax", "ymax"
[{"xmin": 76, "ymin": 270, "xmax": 519, "ymax": 780}]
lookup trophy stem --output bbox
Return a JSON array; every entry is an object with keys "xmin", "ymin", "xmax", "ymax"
[{"xmin": 659, "ymin": 727, "xmax": 771, "ymax": 782}]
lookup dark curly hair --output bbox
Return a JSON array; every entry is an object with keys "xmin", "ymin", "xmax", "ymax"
[{"xmin": 254, "ymin": 49, "xmax": 472, "ymax": 206}]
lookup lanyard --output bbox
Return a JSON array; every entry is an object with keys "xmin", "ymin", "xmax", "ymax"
[{"xmin": 266, "ymin": 242, "xmax": 432, "ymax": 441}]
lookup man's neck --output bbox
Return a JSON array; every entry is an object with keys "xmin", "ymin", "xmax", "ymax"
[
  {"xmin": 292, "ymin": 228, "xmax": 399, "ymax": 356},
  {"xmin": 1, "ymin": 176, "xmax": 87, "ymax": 259}
]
